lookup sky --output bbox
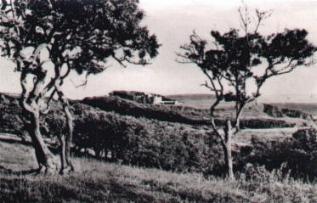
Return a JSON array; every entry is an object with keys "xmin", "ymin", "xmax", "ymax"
[{"xmin": 1, "ymin": 0, "xmax": 317, "ymax": 102}]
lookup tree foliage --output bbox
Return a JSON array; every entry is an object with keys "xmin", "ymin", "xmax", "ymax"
[{"xmin": 0, "ymin": 0, "xmax": 159, "ymax": 87}]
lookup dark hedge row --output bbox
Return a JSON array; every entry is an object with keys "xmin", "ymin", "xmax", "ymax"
[
  {"xmin": 239, "ymin": 118, "xmax": 295, "ymax": 129},
  {"xmin": 263, "ymin": 104, "xmax": 312, "ymax": 119},
  {"xmin": 71, "ymin": 103, "xmax": 223, "ymax": 174}
]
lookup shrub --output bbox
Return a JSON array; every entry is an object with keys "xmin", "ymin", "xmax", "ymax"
[
  {"xmin": 287, "ymin": 128, "xmax": 317, "ymax": 179},
  {"xmin": 71, "ymin": 103, "xmax": 224, "ymax": 174},
  {"xmin": 237, "ymin": 128, "xmax": 317, "ymax": 180}
]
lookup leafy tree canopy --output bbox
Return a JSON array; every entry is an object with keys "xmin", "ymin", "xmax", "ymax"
[{"xmin": 0, "ymin": 0, "xmax": 159, "ymax": 79}]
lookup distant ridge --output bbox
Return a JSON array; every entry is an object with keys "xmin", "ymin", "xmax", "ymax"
[
  {"xmin": 167, "ymin": 94, "xmax": 215, "ymax": 100},
  {"xmin": 167, "ymin": 94, "xmax": 216, "ymax": 109},
  {"xmin": 260, "ymin": 94, "xmax": 317, "ymax": 104}
]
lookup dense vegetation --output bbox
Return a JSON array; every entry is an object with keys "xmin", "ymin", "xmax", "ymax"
[
  {"xmin": 244, "ymin": 128, "xmax": 317, "ymax": 180},
  {"xmin": 1, "ymin": 93, "xmax": 317, "ymax": 178}
]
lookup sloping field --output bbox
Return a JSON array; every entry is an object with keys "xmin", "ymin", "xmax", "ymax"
[
  {"xmin": 81, "ymin": 95, "xmax": 299, "ymax": 129},
  {"xmin": 1, "ymin": 133, "xmax": 317, "ymax": 203}
]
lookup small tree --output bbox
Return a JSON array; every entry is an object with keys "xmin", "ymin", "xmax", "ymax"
[
  {"xmin": 178, "ymin": 7, "xmax": 316, "ymax": 180},
  {"xmin": 0, "ymin": 0, "xmax": 159, "ymax": 174}
]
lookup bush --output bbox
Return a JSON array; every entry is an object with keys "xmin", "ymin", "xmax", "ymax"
[
  {"xmin": 237, "ymin": 128, "xmax": 317, "ymax": 180},
  {"xmin": 288, "ymin": 128, "xmax": 317, "ymax": 179},
  {"xmin": 239, "ymin": 118, "xmax": 295, "ymax": 129},
  {"xmin": 72, "ymin": 103, "xmax": 223, "ymax": 174}
]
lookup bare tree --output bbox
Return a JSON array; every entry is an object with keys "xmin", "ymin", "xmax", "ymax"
[
  {"xmin": 0, "ymin": 0, "xmax": 159, "ymax": 174},
  {"xmin": 177, "ymin": 7, "xmax": 316, "ymax": 180}
]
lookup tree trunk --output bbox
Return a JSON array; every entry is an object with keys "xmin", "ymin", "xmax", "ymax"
[
  {"xmin": 64, "ymin": 104, "xmax": 74, "ymax": 170},
  {"xmin": 53, "ymin": 81, "xmax": 75, "ymax": 173},
  {"xmin": 59, "ymin": 135, "xmax": 66, "ymax": 173},
  {"xmin": 235, "ymin": 118, "xmax": 241, "ymax": 131},
  {"xmin": 223, "ymin": 120, "xmax": 235, "ymax": 180},
  {"xmin": 23, "ymin": 108, "xmax": 57, "ymax": 173}
]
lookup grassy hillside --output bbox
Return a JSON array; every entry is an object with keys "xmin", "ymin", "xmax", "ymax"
[
  {"xmin": 1, "ymin": 134, "xmax": 317, "ymax": 203},
  {"xmin": 81, "ymin": 95, "xmax": 211, "ymax": 125},
  {"xmin": 81, "ymin": 95, "xmax": 299, "ymax": 129}
]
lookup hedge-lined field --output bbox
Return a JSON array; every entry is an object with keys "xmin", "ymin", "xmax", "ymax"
[{"xmin": 1, "ymin": 93, "xmax": 316, "ymax": 177}]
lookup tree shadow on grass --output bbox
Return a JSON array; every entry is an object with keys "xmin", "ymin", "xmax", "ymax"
[
  {"xmin": 0, "ymin": 165, "xmax": 40, "ymax": 176},
  {"xmin": 0, "ymin": 135, "xmax": 60, "ymax": 154},
  {"xmin": 0, "ymin": 136, "xmax": 33, "ymax": 147}
]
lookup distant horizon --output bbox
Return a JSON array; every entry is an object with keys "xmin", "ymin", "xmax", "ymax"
[{"xmin": 2, "ymin": 89, "xmax": 317, "ymax": 104}]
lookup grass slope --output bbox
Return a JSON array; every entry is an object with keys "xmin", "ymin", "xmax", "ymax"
[{"xmin": 1, "ymin": 134, "xmax": 317, "ymax": 203}]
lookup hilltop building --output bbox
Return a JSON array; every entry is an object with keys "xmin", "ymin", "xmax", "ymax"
[{"xmin": 109, "ymin": 91, "xmax": 180, "ymax": 105}]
